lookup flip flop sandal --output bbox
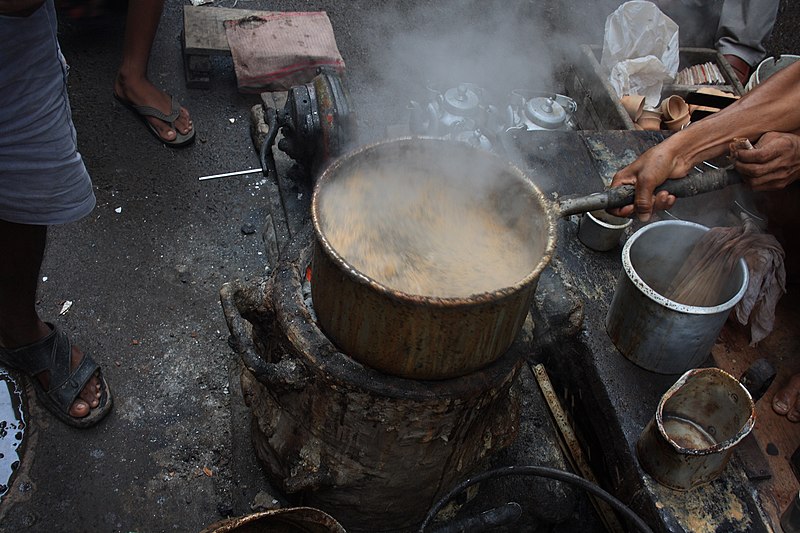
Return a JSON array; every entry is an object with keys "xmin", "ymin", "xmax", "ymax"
[
  {"xmin": 0, "ymin": 324, "xmax": 113, "ymax": 428},
  {"xmin": 114, "ymin": 92, "xmax": 196, "ymax": 148}
]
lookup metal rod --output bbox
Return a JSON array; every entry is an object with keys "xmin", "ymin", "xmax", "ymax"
[
  {"xmin": 198, "ymin": 168, "xmax": 263, "ymax": 181},
  {"xmin": 532, "ymin": 364, "xmax": 626, "ymax": 533}
]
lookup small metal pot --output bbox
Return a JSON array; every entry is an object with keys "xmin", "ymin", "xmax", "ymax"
[
  {"xmin": 636, "ymin": 368, "xmax": 755, "ymax": 491},
  {"xmin": 577, "ymin": 209, "xmax": 632, "ymax": 251},
  {"xmin": 606, "ymin": 220, "xmax": 748, "ymax": 374}
]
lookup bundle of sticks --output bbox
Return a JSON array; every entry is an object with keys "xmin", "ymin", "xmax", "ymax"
[
  {"xmin": 664, "ymin": 139, "xmax": 786, "ymax": 346},
  {"xmin": 665, "ymin": 139, "xmax": 755, "ymax": 307},
  {"xmin": 665, "ymin": 224, "xmax": 753, "ymax": 306}
]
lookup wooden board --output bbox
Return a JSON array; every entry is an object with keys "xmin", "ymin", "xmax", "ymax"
[
  {"xmin": 183, "ymin": 5, "xmax": 275, "ymax": 55},
  {"xmin": 712, "ymin": 287, "xmax": 800, "ymax": 528}
]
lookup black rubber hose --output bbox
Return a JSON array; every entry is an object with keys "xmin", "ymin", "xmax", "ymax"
[
  {"xmin": 258, "ymin": 106, "xmax": 291, "ymax": 239},
  {"xmin": 428, "ymin": 502, "xmax": 522, "ymax": 533},
  {"xmin": 259, "ymin": 106, "xmax": 279, "ymax": 180},
  {"xmin": 418, "ymin": 465, "xmax": 654, "ymax": 533}
]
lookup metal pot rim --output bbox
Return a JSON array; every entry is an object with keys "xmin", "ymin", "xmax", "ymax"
[
  {"xmin": 310, "ymin": 136, "xmax": 557, "ymax": 307},
  {"xmin": 621, "ymin": 219, "xmax": 749, "ymax": 315},
  {"xmin": 654, "ymin": 368, "xmax": 755, "ymax": 456}
]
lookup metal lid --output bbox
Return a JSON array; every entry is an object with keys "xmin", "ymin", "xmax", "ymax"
[
  {"xmin": 525, "ymin": 97, "xmax": 566, "ymax": 129},
  {"xmin": 453, "ymin": 129, "xmax": 492, "ymax": 151},
  {"xmin": 442, "ymin": 84, "xmax": 480, "ymax": 117}
]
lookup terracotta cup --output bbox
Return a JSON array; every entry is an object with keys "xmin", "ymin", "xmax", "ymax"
[
  {"xmin": 636, "ymin": 108, "xmax": 662, "ymax": 131},
  {"xmin": 664, "ymin": 113, "xmax": 690, "ymax": 131},
  {"xmin": 621, "ymin": 94, "xmax": 646, "ymax": 122},
  {"xmin": 660, "ymin": 95, "xmax": 689, "ymax": 122}
]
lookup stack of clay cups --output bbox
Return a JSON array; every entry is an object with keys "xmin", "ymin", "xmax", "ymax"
[
  {"xmin": 660, "ymin": 95, "xmax": 690, "ymax": 131},
  {"xmin": 621, "ymin": 94, "xmax": 691, "ymax": 131},
  {"xmin": 621, "ymin": 94, "xmax": 660, "ymax": 131}
]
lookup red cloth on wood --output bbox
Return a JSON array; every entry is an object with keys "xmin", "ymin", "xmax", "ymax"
[{"xmin": 224, "ymin": 11, "xmax": 345, "ymax": 93}]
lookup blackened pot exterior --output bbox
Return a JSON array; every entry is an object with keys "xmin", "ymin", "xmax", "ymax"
[{"xmin": 311, "ymin": 137, "xmax": 556, "ymax": 380}]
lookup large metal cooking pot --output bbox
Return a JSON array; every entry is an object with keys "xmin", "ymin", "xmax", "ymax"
[{"xmin": 310, "ymin": 137, "xmax": 556, "ymax": 380}]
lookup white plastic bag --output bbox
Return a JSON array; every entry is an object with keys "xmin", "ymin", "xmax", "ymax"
[{"xmin": 601, "ymin": 1, "xmax": 679, "ymax": 106}]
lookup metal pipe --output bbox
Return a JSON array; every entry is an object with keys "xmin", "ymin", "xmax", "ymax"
[{"xmin": 197, "ymin": 168, "xmax": 263, "ymax": 181}]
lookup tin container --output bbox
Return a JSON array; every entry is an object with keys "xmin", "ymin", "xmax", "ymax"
[
  {"xmin": 605, "ymin": 220, "xmax": 748, "ymax": 374},
  {"xmin": 577, "ymin": 209, "xmax": 632, "ymax": 251},
  {"xmin": 637, "ymin": 368, "xmax": 755, "ymax": 490}
]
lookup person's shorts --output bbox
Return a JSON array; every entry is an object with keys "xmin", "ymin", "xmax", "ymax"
[{"xmin": 0, "ymin": 0, "xmax": 95, "ymax": 225}]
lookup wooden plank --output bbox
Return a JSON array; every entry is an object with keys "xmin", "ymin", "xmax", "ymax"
[
  {"xmin": 711, "ymin": 288, "xmax": 800, "ymax": 529},
  {"xmin": 183, "ymin": 5, "xmax": 276, "ymax": 55},
  {"xmin": 573, "ymin": 45, "xmax": 634, "ymax": 131}
]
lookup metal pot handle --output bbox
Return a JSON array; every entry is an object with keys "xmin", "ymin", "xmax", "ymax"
[
  {"xmin": 220, "ymin": 278, "xmax": 310, "ymax": 389},
  {"xmin": 220, "ymin": 279, "xmax": 274, "ymax": 381}
]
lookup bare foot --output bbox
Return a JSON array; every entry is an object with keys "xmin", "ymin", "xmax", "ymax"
[
  {"xmin": 772, "ymin": 373, "xmax": 800, "ymax": 422},
  {"xmin": 114, "ymin": 73, "xmax": 193, "ymax": 143}
]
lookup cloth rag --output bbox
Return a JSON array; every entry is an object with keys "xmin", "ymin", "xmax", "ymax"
[
  {"xmin": 667, "ymin": 221, "xmax": 786, "ymax": 345},
  {"xmin": 224, "ymin": 11, "xmax": 345, "ymax": 93},
  {"xmin": 733, "ymin": 225, "xmax": 786, "ymax": 345}
]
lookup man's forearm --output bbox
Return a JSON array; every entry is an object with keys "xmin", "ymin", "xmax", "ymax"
[{"xmin": 661, "ymin": 62, "xmax": 800, "ymax": 168}]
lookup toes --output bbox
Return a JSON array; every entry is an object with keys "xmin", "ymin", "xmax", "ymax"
[
  {"xmin": 773, "ymin": 395, "xmax": 790, "ymax": 415},
  {"xmin": 78, "ymin": 372, "xmax": 102, "ymax": 409},
  {"xmin": 69, "ymin": 398, "xmax": 90, "ymax": 418},
  {"xmin": 146, "ymin": 116, "xmax": 178, "ymax": 142},
  {"xmin": 176, "ymin": 107, "xmax": 193, "ymax": 135},
  {"xmin": 772, "ymin": 373, "xmax": 800, "ymax": 420}
]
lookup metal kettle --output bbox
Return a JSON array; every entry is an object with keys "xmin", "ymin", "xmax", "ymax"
[
  {"xmin": 506, "ymin": 90, "xmax": 577, "ymax": 131},
  {"xmin": 409, "ymin": 83, "xmax": 493, "ymax": 136}
]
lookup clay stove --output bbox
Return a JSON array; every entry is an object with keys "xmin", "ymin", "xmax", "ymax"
[{"xmin": 221, "ymin": 225, "xmax": 531, "ymax": 532}]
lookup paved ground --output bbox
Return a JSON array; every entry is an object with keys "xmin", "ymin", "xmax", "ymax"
[{"xmin": 0, "ymin": 0, "xmax": 798, "ymax": 532}]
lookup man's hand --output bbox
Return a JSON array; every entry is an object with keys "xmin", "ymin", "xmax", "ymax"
[
  {"xmin": 0, "ymin": 0, "xmax": 44, "ymax": 16},
  {"xmin": 732, "ymin": 132, "xmax": 800, "ymax": 191},
  {"xmin": 609, "ymin": 144, "xmax": 690, "ymax": 221}
]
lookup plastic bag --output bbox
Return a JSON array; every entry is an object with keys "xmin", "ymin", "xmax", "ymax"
[{"xmin": 601, "ymin": 1, "xmax": 679, "ymax": 106}]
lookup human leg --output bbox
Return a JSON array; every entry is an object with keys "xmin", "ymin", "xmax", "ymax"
[
  {"xmin": 0, "ymin": 220, "xmax": 102, "ymax": 420},
  {"xmin": 113, "ymin": 0, "xmax": 194, "ymax": 145}
]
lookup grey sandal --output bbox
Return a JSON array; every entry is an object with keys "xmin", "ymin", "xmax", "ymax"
[
  {"xmin": 114, "ymin": 92, "xmax": 196, "ymax": 148},
  {"xmin": 0, "ymin": 324, "xmax": 113, "ymax": 428}
]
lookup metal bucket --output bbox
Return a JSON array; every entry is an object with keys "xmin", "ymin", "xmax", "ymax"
[
  {"xmin": 200, "ymin": 507, "xmax": 346, "ymax": 533},
  {"xmin": 636, "ymin": 368, "xmax": 755, "ymax": 490},
  {"xmin": 577, "ymin": 209, "xmax": 631, "ymax": 251},
  {"xmin": 605, "ymin": 220, "xmax": 748, "ymax": 374},
  {"xmin": 745, "ymin": 54, "xmax": 800, "ymax": 92}
]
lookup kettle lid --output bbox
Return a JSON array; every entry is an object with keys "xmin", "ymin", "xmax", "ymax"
[
  {"xmin": 525, "ymin": 96, "xmax": 566, "ymax": 129},
  {"xmin": 442, "ymin": 84, "xmax": 481, "ymax": 116}
]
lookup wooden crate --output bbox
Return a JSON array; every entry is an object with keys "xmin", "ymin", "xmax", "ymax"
[{"xmin": 564, "ymin": 44, "xmax": 744, "ymax": 131}]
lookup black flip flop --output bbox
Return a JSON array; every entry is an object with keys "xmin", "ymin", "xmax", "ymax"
[
  {"xmin": 0, "ymin": 324, "xmax": 113, "ymax": 428},
  {"xmin": 114, "ymin": 92, "xmax": 196, "ymax": 148}
]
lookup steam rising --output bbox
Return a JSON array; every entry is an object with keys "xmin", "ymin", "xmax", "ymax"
[
  {"xmin": 315, "ymin": 140, "xmax": 550, "ymax": 298},
  {"xmin": 356, "ymin": 1, "xmax": 592, "ymax": 135}
]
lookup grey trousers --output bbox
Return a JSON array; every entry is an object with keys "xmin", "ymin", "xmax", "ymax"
[{"xmin": 655, "ymin": 0, "xmax": 780, "ymax": 67}]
